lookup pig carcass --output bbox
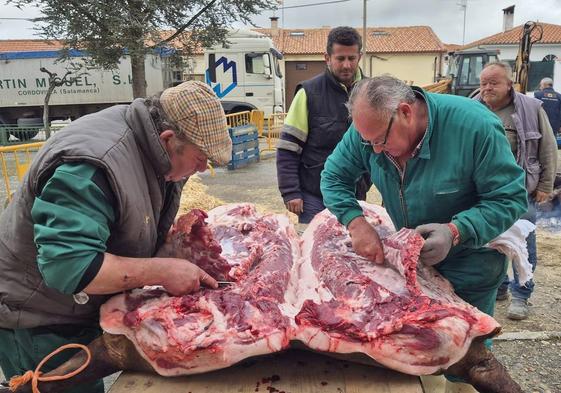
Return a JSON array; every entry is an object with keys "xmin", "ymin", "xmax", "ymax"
[{"xmin": 2, "ymin": 203, "xmax": 522, "ymax": 393}]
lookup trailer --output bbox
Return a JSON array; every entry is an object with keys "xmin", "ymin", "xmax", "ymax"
[{"xmin": 0, "ymin": 49, "xmax": 179, "ymax": 140}]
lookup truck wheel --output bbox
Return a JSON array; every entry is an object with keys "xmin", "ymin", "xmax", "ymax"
[
  {"xmin": 467, "ymin": 88, "xmax": 481, "ymax": 99},
  {"xmin": 228, "ymin": 107, "xmax": 253, "ymax": 115},
  {"xmin": 12, "ymin": 117, "xmax": 42, "ymax": 141}
]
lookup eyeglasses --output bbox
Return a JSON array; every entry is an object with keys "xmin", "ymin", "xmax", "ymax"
[{"xmin": 361, "ymin": 111, "xmax": 396, "ymax": 148}]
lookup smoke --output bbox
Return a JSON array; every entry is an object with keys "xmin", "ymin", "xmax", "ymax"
[{"xmin": 536, "ymin": 193, "xmax": 561, "ymax": 232}]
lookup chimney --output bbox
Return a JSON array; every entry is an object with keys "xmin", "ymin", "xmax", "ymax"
[
  {"xmin": 270, "ymin": 16, "xmax": 279, "ymax": 35},
  {"xmin": 502, "ymin": 5, "xmax": 515, "ymax": 31}
]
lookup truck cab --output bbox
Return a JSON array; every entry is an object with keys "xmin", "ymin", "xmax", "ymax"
[
  {"xmin": 448, "ymin": 49, "xmax": 500, "ymax": 97},
  {"xmin": 204, "ymin": 30, "xmax": 284, "ymax": 116}
]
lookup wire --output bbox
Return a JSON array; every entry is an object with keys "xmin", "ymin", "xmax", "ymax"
[
  {"xmin": 278, "ymin": 0, "xmax": 351, "ymax": 10},
  {"xmin": 0, "ymin": 17, "xmax": 35, "ymax": 21}
]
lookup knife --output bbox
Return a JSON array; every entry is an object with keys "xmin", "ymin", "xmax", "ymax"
[{"xmin": 216, "ymin": 281, "xmax": 235, "ymax": 287}]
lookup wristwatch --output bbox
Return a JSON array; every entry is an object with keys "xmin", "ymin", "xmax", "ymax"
[
  {"xmin": 447, "ymin": 222, "xmax": 461, "ymax": 246},
  {"xmin": 73, "ymin": 291, "xmax": 90, "ymax": 305}
]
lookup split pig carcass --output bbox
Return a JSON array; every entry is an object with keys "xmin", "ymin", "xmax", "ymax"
[{"xmin": 2, "ymin": 203, "xmax": 522, "ymax": 393}]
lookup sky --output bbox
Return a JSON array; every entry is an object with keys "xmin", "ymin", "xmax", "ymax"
[{"xmin": 1, "ymin": 0, "xmax": 561, "ymax": 45}]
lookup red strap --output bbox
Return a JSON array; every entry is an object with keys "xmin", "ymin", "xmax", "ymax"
[{"xmin": 447, "ymin": 222, "xmax": 461, "ymax": 246}]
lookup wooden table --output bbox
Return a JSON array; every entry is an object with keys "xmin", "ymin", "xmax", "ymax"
[{"xmin": 109, "ymin": 349, "xmax": 423, "ymax": 393}]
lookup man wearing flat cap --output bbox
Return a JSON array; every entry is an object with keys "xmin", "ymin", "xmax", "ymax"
[{"xmin": 0, "ymin": 81, "xmax": 232, "ymax": 393}]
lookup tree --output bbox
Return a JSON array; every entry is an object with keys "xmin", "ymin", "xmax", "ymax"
[
  {"xmin": 39, "ymin": 65, "xmax": 84, "ymax": 138},
  {"xmin": 10, "ymin": 0, "xmax": 276, "ymax": 98}
]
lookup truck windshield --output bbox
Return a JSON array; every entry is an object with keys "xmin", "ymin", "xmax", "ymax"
[{"xmin": 458, "ymin": 55, "xmax": 489, "ymax": 86}]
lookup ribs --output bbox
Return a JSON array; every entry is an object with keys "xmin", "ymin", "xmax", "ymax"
[{"xmin": 2, "ymin": 203, "xmax": 522, "ymax": 393}]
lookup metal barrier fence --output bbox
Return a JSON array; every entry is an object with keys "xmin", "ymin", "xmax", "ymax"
[
  {"xmin": 1, "ymin": 142, "xmax": 44, "ymax": 203},
  {"xmin": 250, "ymin": 111, "xmax": 265, "ymax": 137},
  {"xmin": 225, "ymin": 110, "xmax": 264, "ymax": 137},
  {"xmin": 0, "ymin": 122, "xmax": 69, "ymax": 146},
  {"xmin": 263, "ymin": 112, "xmax": 287, "ymax": 153},
  {"xmin": 225, "ymin": 111, "xmax": 251, "ymax": 128},
  {"xmin": 224, "ymin": 110, "xmax": 285, "ymax": 153},
  {"xmin": 0, "ymin": 126, "xmax": 43, "ymax": 146}
]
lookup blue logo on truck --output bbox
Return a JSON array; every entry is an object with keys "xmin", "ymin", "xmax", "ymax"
[{"xmin": 205, "ymin": 56, "xmax": 237, "ymax": 98}]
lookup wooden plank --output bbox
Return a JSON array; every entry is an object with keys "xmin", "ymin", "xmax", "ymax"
[{"xmin": 109, "ymin": 349, "xmax": 422, "ymax": 393}]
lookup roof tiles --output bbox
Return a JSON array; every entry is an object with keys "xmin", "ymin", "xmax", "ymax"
[
  {"xmin": 257, "ymin": 26, "xmax": 445, "ymax": 54},
  {"xmin": 0, "ymin": 26, "xmax": 445, "ymax": 55},
  {"xmin": 466, "ymin": 22, "xmax": 561, "ymax": 47},
  {"xmin": 0, "ymin": 39, "xmax": 63, "ymax": 52}
]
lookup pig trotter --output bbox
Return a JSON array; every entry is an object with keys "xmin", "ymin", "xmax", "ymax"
[{"xmin": 446, "ymin": 339, "xmax": 523, "ymax": 393}]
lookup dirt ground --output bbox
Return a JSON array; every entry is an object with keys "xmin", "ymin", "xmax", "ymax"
[
  {"xmin": 198, "ymin": 153, "xmax": 561, "ymax": 393},
  {"xmin": 493, "ymin": 230, "xmax": 561, "ymax": 393},
  {"xmin": 1, "ymin": 151, "xmax": 559, "ymax": 392}
]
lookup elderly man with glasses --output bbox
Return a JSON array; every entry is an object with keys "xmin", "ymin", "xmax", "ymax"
[
  {"xmin": 321, "ymin": 75, "xmax": 528, "ymax": 390},
  {"xmin": 322, "ymin": 74, "xmax": 528, "ymax": 320}
]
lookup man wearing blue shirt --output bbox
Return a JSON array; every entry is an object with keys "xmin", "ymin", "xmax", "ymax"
[{"xmin": 534, "ymin": 77, "xmax": 561, "ymax": 136}]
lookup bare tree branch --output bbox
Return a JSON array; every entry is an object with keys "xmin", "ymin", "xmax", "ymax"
[{"xmin": 153, "ymin": 0, "xmax": 219, "ymax": 48}]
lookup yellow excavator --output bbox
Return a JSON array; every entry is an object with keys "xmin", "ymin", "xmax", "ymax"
[
  {"xmin": 511, "ymin": 21, "xmax": 543, "ymax": 94},
  {"xmin": 424, "ymin": 21, "xmax": 543, "ymax": 96}
]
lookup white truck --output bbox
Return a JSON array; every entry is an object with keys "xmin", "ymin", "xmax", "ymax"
[
  {"xmin": 204, "ymin": 29, "xmax": 285, "ymax": 117},
  {"xmin": 0, "ymin": 50, "xmax": 179, "ymax": 139},
  {"xmin": 0, "ymin": 30, "xmax": 284, "ymax": 141}
]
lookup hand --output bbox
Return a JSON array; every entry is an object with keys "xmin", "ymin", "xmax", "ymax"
[
  {"xmin": 415, "ymin": 223, "xmax": 453, "ymax": 266},
  {"xmin": 159, "ymin": 259, "xmax": 218, "ymax": 296},
  {"xmin": 348, "ymin": 216, "xmax": 384, "ymax": 264},
  {"xmin": 285, "ymin": 198, "xmax": 304, "ymax": 215},
  {"xmin": 533, "ymin": 190, "xmax": 550, "ymax": 204}
]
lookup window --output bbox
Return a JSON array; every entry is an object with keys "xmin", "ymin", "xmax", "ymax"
[
  {"xmin": 459, "ymin": 57, "xmax": 470, "ymax": 85},
  {"xmin": 245, "ymin": 53, "xmax": 265, "ymax": 74},
  {"xmin": 459, "ymin": 55, "xmax": 485, "ymax": 85},
  {"xmin": 542, "ymin": 54, "xmax": 558, "ymax": 62},
  {"xmin": 172, "ymin": 71, "xmax": 182, "ymax": 82},
  {"xmin": 273, "ymin": 56, "xmax": 283, "ymax": 78},
  {"xmin": 471, "ymin": 56, "xmax": 484, "ymax": 84},
  {"xmin": 295, "ymin": 63, "xmax": 307, "ymax": 70}
]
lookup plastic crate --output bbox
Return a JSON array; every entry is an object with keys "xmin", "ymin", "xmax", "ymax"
[
  {"xmin": 228, "ymin": 124, "xmax": 260, "ymax": 170},
  {"xmin": 229, "ymin": 125, "xmax": 259, "ymax": 144}
]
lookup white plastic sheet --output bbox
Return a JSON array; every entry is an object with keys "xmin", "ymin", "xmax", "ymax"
[{"xmin": 486, "ymin": 219, "xmax": 536, "ymax": 286}]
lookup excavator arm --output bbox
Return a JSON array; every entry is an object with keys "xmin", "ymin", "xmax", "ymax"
[{"xmin": 512, "ymin": 22, "xmax": 543, "ymax": 93}]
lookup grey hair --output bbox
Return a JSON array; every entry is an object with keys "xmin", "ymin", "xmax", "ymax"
[
  {"xmin": 144, "ymin": 92, "xmax": 186, "ymax": 142},
  {"xmin": 347, "ymin": 75, "xmax": 416, "ymax": 119},
  {"xmin": 483, "ymin": 61, "xmax": 513, "ymax": 81},
  {"xmin": 540, "ymin": 77, "xmax": 554, "ymax": 87}
]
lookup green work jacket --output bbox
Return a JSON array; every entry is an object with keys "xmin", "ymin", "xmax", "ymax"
[{"xmin": 321, "ymin": 88, "xmax": 528, "ymax": 294}]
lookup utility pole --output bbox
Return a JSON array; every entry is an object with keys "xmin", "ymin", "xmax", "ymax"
[
  {"xmin": 280, "ymin": 0, "xmax": 284, "ymax": 28},
  {"xmin": 457, "ymin": 0, "xmax": 467, "ymax": 45},
  {"xmin": 362, "ymin": 0, "xmax": 367, "ymax": 75}
]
